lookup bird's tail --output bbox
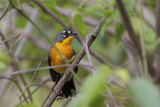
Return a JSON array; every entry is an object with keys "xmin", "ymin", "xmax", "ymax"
[{"xmin": 61, "ymin": 77, "xmax": 76, "ymax": 98}]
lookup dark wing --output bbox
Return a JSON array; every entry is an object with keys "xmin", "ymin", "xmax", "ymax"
[{"xmin": 48, "ymin": 51, "xmax": 61, "ymax": 84}]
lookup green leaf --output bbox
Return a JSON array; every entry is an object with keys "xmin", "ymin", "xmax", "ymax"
[
  {"xmin": 129, "ymin": 79, "xmax": 160, "ymax": 107},
  {"xmin": 145, "ymin": 29, "xmax": 156, "ymax": 43},
  {"xmin": 15, "ymin": 17, "xmax": 27, "ymax": 28},
  {"xmin": 131, "ymin": 16, "xmax": 141, "ymax": 33},
  {"xmin": 42, "ymin": 1, "xmax": 57, "ymax": 8},
  {"xmin": 115, "ymin": 23, "xmax": 124, "ymax": 43},
  {"xmin": 115, "ymin": 68, "xmax": 130, "ymax": 84},
  {"xmin": 0, "ymin": 52, "xmax": 10, "ymax": 62},
  {"xmin": 0, "ymin": 62, "xmax": 7, "ymax": 72},
  {"xmin": 145, "ymin": 29, "xmax": 158, "ymax": 53},
  {"xmin": 68, "ymin": 66, "xmax": 111, "ymax": 107},
  {"xmin": 150, "ymin": 0, "xmax": 156, "ymax": 10},
  {"xmin": 73, "ymin": 14, "xmax": 86, "ymax": 37},
  {"xmin": 122, "ymin": 0, "xmax": 136, "ymax": 12}
]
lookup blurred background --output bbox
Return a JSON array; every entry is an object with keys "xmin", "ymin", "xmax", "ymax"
[{"xmin": 0, "ymin": 0, "xmax": 160, "ymax": 107}]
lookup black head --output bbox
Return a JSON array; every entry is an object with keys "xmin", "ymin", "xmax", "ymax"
[{"xmin": 54, "ymin": 30, "xmax": 77, "ymax": 44}]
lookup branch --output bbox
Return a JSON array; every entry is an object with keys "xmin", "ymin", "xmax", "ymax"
[
  {"xmin": 45, "ymin": 16, "xmax": 106, "ymax": 107},
  {"xmin": 0, "ymin": 5, "xmax": 9, "ymax": 20},
  {"xmin": 153, "ymin": 0, "xmax": 160, "ymax": 84},
  {"xmin": 0, "ymin": 31, "xmax": 29, "ymax": 103},
  {"xmin": 0, "ymin": 64, "xmax": 93, "ymax": 77},
  {"xmin": 115, "ymin": 0, "xmax": 142, "ymax": 56},
  {"xmin": 33, "ymin": 0, "xmax": 70, "ymax": 29},
  {"xmin": 20, "ymin": 76, "xmax": 51, "ymax": 104},
  {"xmin": 156, "ymin": 0, "xmax": 160, "ymax": 38},
  {"xmin": 20, "ymin": 49, "xmax": 47, "ymax": 100},
  {"xmin": 122, "ymin": 35, "xmax": 140, "ymax": 77}
]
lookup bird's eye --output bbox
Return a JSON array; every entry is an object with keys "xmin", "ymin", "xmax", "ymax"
[
  {"xmin": 63, "ymin": 35, "xmax": 66, "ymax": 38},
  {"xmin": 68, "ymin": 31, "xmax": 71, "ymax": 34}
]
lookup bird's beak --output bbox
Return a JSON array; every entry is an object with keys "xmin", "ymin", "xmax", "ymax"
[{"xmin": 72, "ymin": 32, "xmax": 77, "ymax": 36}]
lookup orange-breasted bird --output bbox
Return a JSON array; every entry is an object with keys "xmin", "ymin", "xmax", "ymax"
[{"xmin": 48, "ymin": 30, "xmax": 78, "ymax": 98}]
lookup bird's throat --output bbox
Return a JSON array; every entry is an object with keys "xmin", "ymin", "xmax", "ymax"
[{"xmin": 62, "ymin": 36, "xmax": 74, "ymax": 45}]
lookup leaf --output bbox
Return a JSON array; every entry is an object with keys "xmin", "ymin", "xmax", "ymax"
[
  {"xmin": 145, "ymin": 29, "xmax": 158, "ymax": 53},
  {"xmin": 150, "ymin": 0, "xmax": 156, "ymax": 10},
  {"xmin": 73, "ymin": 14, "xmax": 86, "ymax": 37},
  {"xmin": 145, "ymin": 29, "xmax": 156, "ymax": 43},
  {"xmin": 15, "ymin": 17, "xmax": 27, "ymax": 28},
  {"xmin": 131, "ymin": 16, "xmax": 141, "ymax": 33},
  {"xmin": 42, "ymin": 1, "xmax": 57, "ymax": 8},
  {"xmin": 129, "ymin": 79, "xmax": 160, "ymax": 107},
  {"xmin": 115, "ymin": 68, "xmax": 130, "ymax": 84},
  {"xmin": 122, "ymin": 0, "xmax": 136, "ymax": 12},
  {"xmin": 68, "ymin": 66, "xmax": 111, "ymax": 107},
  {"xmin": 115, "ymin": 23, "xmax": 124, "ymax": 43},
  {"xmin": 0, "ymin": 62, "xmax": 7, "ymax": 72}
]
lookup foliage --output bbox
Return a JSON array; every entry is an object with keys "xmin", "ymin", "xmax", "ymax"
[{"xmin": 129, "ymin": 79, "xmax": 160, "ymax": 107}]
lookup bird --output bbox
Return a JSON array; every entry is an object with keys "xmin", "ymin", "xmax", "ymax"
[{"xmin": 48, "ymin": 29, "xmax": 78, "ymax": 98}]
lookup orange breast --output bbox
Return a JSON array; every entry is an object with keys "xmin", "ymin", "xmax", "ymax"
[{"xmin": 50, "ymin": 42, "xmax": 73, "ymax": 73}]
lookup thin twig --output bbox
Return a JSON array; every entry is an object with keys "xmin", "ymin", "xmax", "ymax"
[
  {"xmin": 0, "ymin": 31, "xmax": 10, "ymax": 49},
  {"xmin": 0, "ymin": 34, "xmax": 20, "ymax": 45},
  {"xmin": 9, "ymin": 0, "xmax": 52, "ymax": 44},
  {"xmin": 0, "ymin": 76, "xmax": 16, "ymax": 82},
  {"xmin": 0, "ymin": 5, "xmax": 9, "ymax": 20},
  {"xmin": 12, "ymin": 33, "xmax": 23, "ymax": 47},
  {"xmin": 115, "ymin": 0, "xmax": 142, "ymax": 56},
  {"xmin": 14, "ymin": 8, "xmax": 39, "ymax": 102},
  {"xmin": 156, "ymin": 0, "xmax": 160, "ymax": 38},
  {"xmin": 15, "ymin": 87, "xmax": 22, "ymax": 104},
  {"xmin": 153, "ymin": 0, "xmax": 160, "ymax": 84},
  {"xmin": 106, "ymin": 88, "xmax": 118, "ymax": 107},
  {"xmin": 0, "ymin": 9, "xmax": 17, "ymax": 103},
  {"xmin": 20, "ymin": 76, "xmax": 51, "ymax": 104},
  {"xmin": 0, "ymin": 30, "xmax": 29, "ymax": 103},
  {"xmin": 85, "ymin": 34, "xmax": 96, "ymax": 74},
  {"xmin": 0, "ymin": 64, "xmax": 93, "ymax": 77},
  {"xmin": 20, "ymin": 48, "xmax": 47, "ymax": 100},
  {"xmin": 14, "ymin": 79, "xmax": 29, "ymax": 103},
  {"xmin": 122, "ymin": 35, "xmax": 140, "ymax": 77},
  {"xmin": 33, "ymin": 0, "xmax": 70, "ymax": 29}
]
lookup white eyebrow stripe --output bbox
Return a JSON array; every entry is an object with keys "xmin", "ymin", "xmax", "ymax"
[
  {"xmin": 63, "ymin": 31, "xmax": 66, "ymax": 33},
  {"xmin": 68, "ymin": 31, "xmax": 71, "ymax": 34}
]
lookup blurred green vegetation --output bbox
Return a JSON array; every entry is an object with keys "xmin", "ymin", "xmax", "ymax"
[{"xmin": 0, "ymin": 0, "xmax": 159, "ymax": 107}]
